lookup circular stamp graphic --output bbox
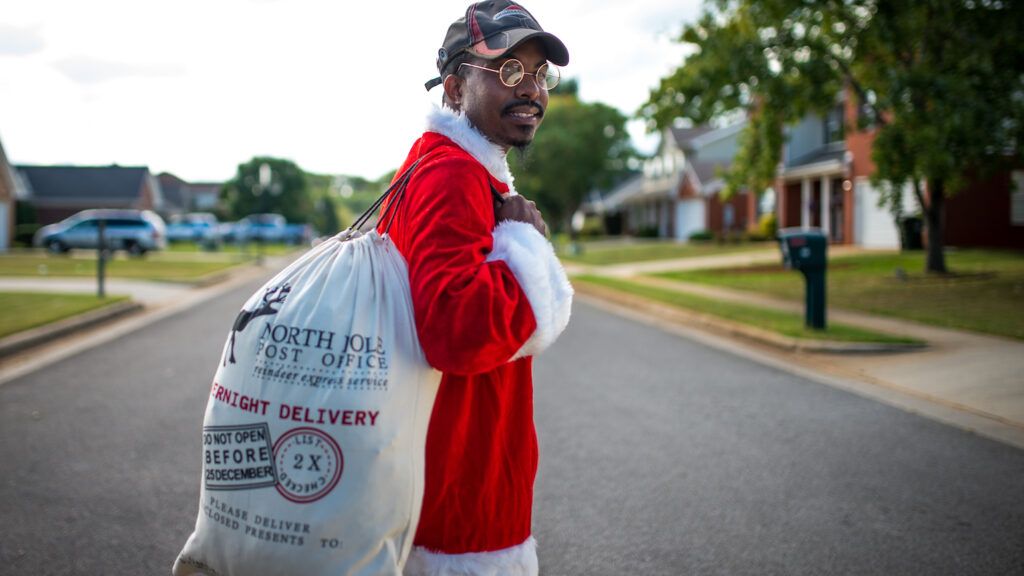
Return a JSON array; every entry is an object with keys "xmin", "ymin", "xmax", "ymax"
[{"xmin": 272, "ymin": 427, "xmax": 343, "ymax": 503}]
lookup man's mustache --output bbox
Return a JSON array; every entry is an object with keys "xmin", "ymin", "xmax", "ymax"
[{"xmin": 501, "ymin": 99, "xmax": 545, "ymax": 117}]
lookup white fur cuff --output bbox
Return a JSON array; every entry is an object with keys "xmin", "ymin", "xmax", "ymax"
[
  {"xmin": 426, "ymin": 105, "xmax": 518, "ymax": 195},
  {"xmin": 404, "ymin": 536, "xmax": 539, "ymax": 576},
  {"xmin": 487, "ymin": 221, "xmax": 573, "ymax": 360}
]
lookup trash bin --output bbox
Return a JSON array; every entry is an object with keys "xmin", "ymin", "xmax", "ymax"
[{"xmin": 900, "ymin": 217, "xmax": 923, "ymax": 251}]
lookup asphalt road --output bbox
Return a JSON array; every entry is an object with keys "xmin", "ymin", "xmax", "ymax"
[
  {"xmin": 532, "ymin": 300, "xmax": 1024, "ymax": 575},
  {"xmin": 0, "ymin": 277, "xmax": 1022, "ymax": 575}
]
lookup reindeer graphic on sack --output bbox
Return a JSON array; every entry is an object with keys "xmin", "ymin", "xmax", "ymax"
[
  {"xmin": 224, "ymin": 283, "xmax": 291, "ymax": 366},
  {"xmin": 175, "ymin": 162, "xmax": 441, "ymax": 576}
]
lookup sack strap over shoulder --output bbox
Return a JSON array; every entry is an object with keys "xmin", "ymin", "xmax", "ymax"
[
  {"xmin": 341, "ymin": 158, "xmax": 508, "ymax": 242},
  {"xmin": 340, "ymin": 159, "xmax": 423, "ymax": 240}
]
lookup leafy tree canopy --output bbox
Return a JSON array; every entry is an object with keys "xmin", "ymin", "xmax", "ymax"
[
  {"xmin": 221, "ymin": 157, "xmax": 314, "ymax": 224},
  {"xmin": 511, "ymin": 86, "xmax": 637, "ymax": 231},
  {"xmin": 643, "ymin": 0, "xmax": 1024, "ymax": 272}
]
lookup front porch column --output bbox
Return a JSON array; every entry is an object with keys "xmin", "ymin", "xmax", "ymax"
[
  {"xmin": 820, "ymin": 176, "xmax": 831, "ymax": 238},
  {"xmin": 801, "ymin": 178, "xmax": 811, "ymax": 228}
]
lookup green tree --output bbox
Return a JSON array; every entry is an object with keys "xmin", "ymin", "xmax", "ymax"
[
  {"xmin": 855, "ymin": 1, "xmax": 1024, "ymax": 273},
  {"xmin": 510, "ymin": 83, "xmax": 636, "ymax": 232},
  {"xmin": 643, "ymin": 1, "xmax": 847, "ymax": 198},
  {"xmin": 643, "ymin": 0, "xmax": 1024, "ymax": 273},
  {"xmin": 305, "ymin": 172, "xmax": 346, "ymax": 235},
  {"xmin": 221, "ymin": 157, "xmax": 315, "ymax": 223}
]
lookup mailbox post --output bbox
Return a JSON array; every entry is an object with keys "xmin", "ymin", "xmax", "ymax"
[
  {"xmin": 777, "ymin": 227, "xmax": 827, "ymax": 330},
  {"xmin": 97, "ymin": 219, "xmax": 107, "ymax": 299}
]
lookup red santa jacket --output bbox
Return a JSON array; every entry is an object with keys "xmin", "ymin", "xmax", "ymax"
[{"xmin": 380, "ymin": 106, "xmax": 573, "ymax": 575}]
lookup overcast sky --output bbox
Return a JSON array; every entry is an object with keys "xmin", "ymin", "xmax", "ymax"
[{"xmin": 0, "ymin": 0, "xmax": 702, "ymax": 182}]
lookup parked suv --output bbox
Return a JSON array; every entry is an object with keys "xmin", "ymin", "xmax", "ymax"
[
  {"xmin": 234, "ymin": 213, "xmax": 287, "ymax": 243},
  {"xmin": 167, "ymin": 212, "xmax": 220, "ymax": 243},
  {"xmin": 33, "ymin": 209, "xmax": 167, "ymax": 255}
]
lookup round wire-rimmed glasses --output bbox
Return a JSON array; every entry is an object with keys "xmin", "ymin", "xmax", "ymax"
[{"xmin": 459, "ymin": 59, "xmax": 560, "ymax": 91}]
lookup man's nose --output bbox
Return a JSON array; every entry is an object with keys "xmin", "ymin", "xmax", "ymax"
[{"xmin": 515, "ymin": 72, "xmax": 542, "ymax": 99}]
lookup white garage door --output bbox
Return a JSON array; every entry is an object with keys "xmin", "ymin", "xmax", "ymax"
[
  {"xmin": 675, "ymin": 199, "xmax": 706, "ymax": 241},
  {"xmin": 854, "ymin": 177, "xmax": 902, "ymax": 249}
]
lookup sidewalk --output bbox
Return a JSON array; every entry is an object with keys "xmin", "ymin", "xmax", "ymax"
[
  {"xmin": 562, "ymin": 245, "xmax": 872, "ymax": 277},
  {"xmin": 0, "ymin": 277, "xmax": 195, "ymax": 305},
  {"xmin": 0, "ymin": 253, "xmax": 298, "ymax": 385},
  {"xmin": 570, "ymin": 256, "xmax": 1024, "ymax": 451}
]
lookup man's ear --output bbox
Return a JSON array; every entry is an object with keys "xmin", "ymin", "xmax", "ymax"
[{"xmin": 443, "ymin": 74, "xmax": 464, "ymax": 109}]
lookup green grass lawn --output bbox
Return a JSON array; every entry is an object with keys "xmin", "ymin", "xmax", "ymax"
[
  {"xmin": 575, "ymin": 275, "xmax": 920, "ymax": 344},
  {"xmin": 0, "ymin": 252, "xmax": 250, "ymax": 282},
  {"xmin": 654, "ymin": 249, "xmax": 1024, "ymax": 340},
  {"xmin": 556, "ymin": 238, "xmax": 773, "ymax": 266},
  {"xmin": 0, "ymin": 292, "xmax": 130, "ymax": 339},
  {"xmin": 166, "ymin": 241, "xmax": 300, "ymax": 256}
]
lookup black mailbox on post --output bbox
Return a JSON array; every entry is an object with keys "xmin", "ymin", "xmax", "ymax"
[{"xmin": 777, "ymin": 227, "xmax": 828, "ymax": 330}]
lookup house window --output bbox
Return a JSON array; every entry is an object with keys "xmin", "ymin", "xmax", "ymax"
[
  {"xmin": 1012, "ymin": 171, "xmax": 1024, "ymax": 226},
  {"xmin": 824, "ymin": 104, "xmax": 844, "ymax": 145},
  {"xmin": 857, "ymin": 90, "xmax": 878, "ymax": 129}
]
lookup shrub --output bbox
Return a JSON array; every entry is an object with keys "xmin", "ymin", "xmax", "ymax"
[
  {"xmin": 578, "ymin": 215, "xmax": 606, "ymax": 239},
  {"xmin": 14, "ymin": 223, "xmax": 40, "ymax": 247},
  {"xmin": 688, "ymin": 230, "xmax": 713, "ymax": 242},
  {"xmin": 636, "ymin": 225, "xmax": 660, "ymax": 238},
  {"xmin": 757, "ymin": 212, "xmax": 778, "ymax": 239}
]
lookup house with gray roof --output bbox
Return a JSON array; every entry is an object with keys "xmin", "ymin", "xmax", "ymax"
[
  {"xmin": 157, "ymin": 172, "xmax": 223, "ymax": 215},
  {"xmin": 157, "ymin": 172, "xmax": 190, "ymax": 215},
  {"xmin": 0, "ymin": 136, "xmax": 28, "ymax": 251},
  {"xmin": 777, "ymin": 92, "xmax": 1023, "ymax": 249},
  {"xmin": 17, "ymin": 165, "xmax": 163, "ymax": 226},
  {"xmin": 600, "ymin": 121, "xmax": 757, "ymax": 240}
]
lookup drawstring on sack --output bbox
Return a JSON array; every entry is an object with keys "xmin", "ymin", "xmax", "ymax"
[{"xmin": 340, "ymin": 159, "xmax": 422, "ymax": 241}]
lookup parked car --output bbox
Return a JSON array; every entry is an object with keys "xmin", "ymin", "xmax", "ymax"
[
  {"xmin": 234, "ymin": 213, "xmax": 287, "ymax": 243},
  {"xmin": 167, "ymin": 212, "xmax": 220, "ymax": 243},
  {"xmin": 33, "ymin": 209, "xmax": 167, "ymax": 255},
  {"xmin": 283, "ymin": 223, "xmax": 314, "ymax": 245}
]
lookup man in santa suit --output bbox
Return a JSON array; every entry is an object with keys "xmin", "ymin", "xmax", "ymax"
[{"xmin": 378, "ymin": 2, "xmax": 573, "ymax": 574}]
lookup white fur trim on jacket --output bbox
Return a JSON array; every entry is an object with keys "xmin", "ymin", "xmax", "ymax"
[
  {"xmin": 404, "ymin": 536, "xmax": 539, "ymax": 576},
  {"xmin": 426, "ymin": 105, "xmax": 518, "ymax": 195},
  {"xmin": 487, "ymin": 220, "xmax": 573, "ymax": 360}
]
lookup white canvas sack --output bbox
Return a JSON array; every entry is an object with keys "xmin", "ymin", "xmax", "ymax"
[{"xmin": 174, "ymin": 164, "xmax": 440, "ymax": 576}]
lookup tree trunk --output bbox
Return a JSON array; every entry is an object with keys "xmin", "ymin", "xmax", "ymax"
[{"xmin": 924, "ymin": 178, "xmax": 948, "ymax": 274}]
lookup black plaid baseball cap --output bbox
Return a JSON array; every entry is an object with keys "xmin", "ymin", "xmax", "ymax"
[{"xmin": 425, "ymin": 1, "xmax": 569, "ymax": 91}]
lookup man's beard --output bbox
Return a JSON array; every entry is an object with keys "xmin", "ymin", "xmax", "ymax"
[
  {"xmin": 511, "ymin": 142, "xmax": 532, "ymax": 160},
  {"xmin": 502, "ymin": 98, "xmax": 543, "ymax": 154}
]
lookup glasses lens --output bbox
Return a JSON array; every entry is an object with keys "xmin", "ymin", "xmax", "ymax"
[
  {"xmin": 500, "ymin": 59, "xmax": 525, "ymax": 87},
  {"xmin": 540, "ymin": 63, "xmax": 560, "ymax": 90}
]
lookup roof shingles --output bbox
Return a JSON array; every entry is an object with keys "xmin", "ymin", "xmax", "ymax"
[{"xmin": 18, "ymin": 165, "xmax": 149, "ymax": 201}]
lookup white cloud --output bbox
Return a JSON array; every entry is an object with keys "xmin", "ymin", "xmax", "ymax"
[
  {"xmin": 0, "ymin": 24, "xmax": 46, "ymax": 56},
  {"xmin": 0, "ymin": 0, "xmax": 703, "ymax": 181},
  {"xmin": 53, "ymin": 57, "xmax": 185, "ymax": 84}
]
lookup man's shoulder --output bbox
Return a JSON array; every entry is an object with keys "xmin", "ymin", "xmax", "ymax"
[{"xmin": 413, "ymin": 132, "xmax": 492, "ymax": 185}]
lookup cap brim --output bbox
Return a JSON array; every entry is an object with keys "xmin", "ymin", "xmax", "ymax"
[{"xmin": 468, "ymin": 29, "xmax": 569, "ymax": 66}]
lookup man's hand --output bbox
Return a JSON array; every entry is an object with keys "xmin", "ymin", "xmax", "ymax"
[{"xmin": 495, "ymin": 195, "xmax": 549, "ymax": 237}]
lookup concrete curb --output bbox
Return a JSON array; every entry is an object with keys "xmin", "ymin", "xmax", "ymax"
[
  {"xmin": 0, "ymin": 259, "xmax": 261, "ymax": 360},
  {"xmin": 573, "ymin": 281, "xmax": 927, "ymax": 355},
  {"xmin": 0, "ymin": 300, "xmax": 145, "ymax": 359},
  {"xmin": 0, "ymin": 250, "xmax": 308, "ymax": 386}
]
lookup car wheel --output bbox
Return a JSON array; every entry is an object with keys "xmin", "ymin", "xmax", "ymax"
[
  {"xmin": 126, "ymin": 241, "xmax": 146, "ymax": 257},
  {"xmin": 46, "ymin": 239, "xmax": 68, "ymax": 254}
]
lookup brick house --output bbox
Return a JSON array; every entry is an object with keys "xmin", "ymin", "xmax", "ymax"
[
  {"xmin": 776, "ymin": 93, "xmax": 1024, "ymax": 249},
  {"xmin": 0, "ymin": 137, "xmax": 20, "ymax": 250},
  {"xmin": 157, "ymin": 172, "xmax": 223, "ymax": 217},
  {"xmin": 602, "ymin": 122, "xmax": 758, "ymax": 240}
]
